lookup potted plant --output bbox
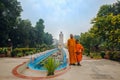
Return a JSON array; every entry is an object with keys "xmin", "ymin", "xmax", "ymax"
[{"xmin": 44, "ymin": 57, "xmax": 60, "ymax": 76}]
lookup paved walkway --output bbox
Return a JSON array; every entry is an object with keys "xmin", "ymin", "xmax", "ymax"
[
  {"xmin": 0, "ymin": 50, "xmax": 120, "ymax": 80},
  {"xmin": 0, "ymin": 58, "xmax": 28, "ymax": 80},
  {"xmin": 50, "ymin": 59, "xmax": 120, "ymax": 80}
]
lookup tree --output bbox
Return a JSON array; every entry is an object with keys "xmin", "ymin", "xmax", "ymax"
[
  {"xmin": 28, "ymin": 27, "xmax": 37, "ymax": 47},
  {"xmin": 112, "ymin": 0, "xmax": 120, "ymax": 15},
  {"xmin": 44, "ymin": 32, "xmax": 53, "ymax": 45},
  {"xmin": 74, "ymin": 35, "xmax": 80, "ymax": 40},
  {"xmin": 0, "ymin": 0, "xmax": 22, "ymax": 47},
  {"xmin": 10, "ymin": 19, "xmax": 33, "ymax": 48},
  {"xmin": 91, "ymin": 1, "xmax": 120, "ymax": 51},
  {"xmin": 35, "ymin": 19, "xmax": 45, "ymax": 45},
  {"xmin": 97, "ymin": 1, "xmax": 120, "ymax": 17},
  {"xmin": 97, "ymin": 5, "xmax": 113, "ymax": 17},
  {"xmin": 0, "ymin": 0, "xmax": 54, "ymax": 49},
  {"xmin": 80, "ymin": 31, "xmax": 100, "ymax": 54}
]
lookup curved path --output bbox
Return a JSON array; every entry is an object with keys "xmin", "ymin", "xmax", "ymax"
[{"xmin": 0, "ymin": 49, "xmax": 120, "ymax": 80}]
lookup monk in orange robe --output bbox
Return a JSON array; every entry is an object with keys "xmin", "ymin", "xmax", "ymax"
[
  {"xmin": 67, "ymin": 34, "xmax": 76, "ymax": 65},
  {"xmin": 75, "ymin": 39, "xmax": 84, "ymax": 66}
]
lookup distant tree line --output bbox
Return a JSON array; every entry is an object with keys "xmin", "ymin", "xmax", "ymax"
[{"xmin": 0, "ymin": 0, "xmax": 53, "ymax": 48}]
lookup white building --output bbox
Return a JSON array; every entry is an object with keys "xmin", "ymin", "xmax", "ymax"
[{"xmin": 58, "ymin": 32, "xmax": 64, "ymax": 48}]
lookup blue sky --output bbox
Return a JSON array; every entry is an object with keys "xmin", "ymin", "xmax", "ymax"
[{"xmin": 18, "ymin": 0, "xmax": 116, "ymax": 43}]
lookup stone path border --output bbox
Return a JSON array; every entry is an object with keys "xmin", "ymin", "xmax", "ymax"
[{"xmin": 12, "ymin": 61, "xmax": 70, "ymax": 80}]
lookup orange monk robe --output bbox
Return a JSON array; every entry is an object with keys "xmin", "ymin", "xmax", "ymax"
[
  {"xmin": 75, "ymin": 43, "xmax": 84, "ymax": 62},
  {"xmin": 67, "ymin": 38, "xmax": 77, "ymax": 64}
]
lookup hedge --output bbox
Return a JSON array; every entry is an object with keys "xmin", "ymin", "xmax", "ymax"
[{"xmin": 11, "ymin": 48, "xmax": 36, "ymax": 57}]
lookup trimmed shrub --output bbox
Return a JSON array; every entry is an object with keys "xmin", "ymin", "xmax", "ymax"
[
  {"xmin": 113, "ymin": 51, "xmax": 120, "ymax": 61},
  {"xmin": 90, "ymin": 52, "xmax": 102, "ymax": 59},
  {"xmin": 0, "ymin": 48, "xmax": 8, "ymax": 57},
  {"xmin": 100, "ymin": 51, "xmax": 105, "ymax": 58},
  {"xmin": 17, "ymin": 52, "xmax": 23, "ymax": 57},
  {"xmin": 0, "ymin": 48, "xmax": 7, "ymax": 54},
  {"xmin": 107, "ymin": 51, "xmax": 120, "ymax": 61},
  {"xmin": 84, "ymin": 48, "xmax": 90, "ymax": 56},
  {"xmin": 108, "ymin": 51, "xmax": 114, "ymax": 60},
  {"xmin": 11, "ymin": 48, "xmax": 36, "ymax": 57}
]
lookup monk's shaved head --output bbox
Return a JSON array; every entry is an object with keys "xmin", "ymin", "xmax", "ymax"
[{"xmin": 70, "ymin": 34, "xmax": 73, "ymax": 39}]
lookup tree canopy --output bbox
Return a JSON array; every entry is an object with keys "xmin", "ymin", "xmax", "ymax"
[
  {"xmin": 80, "ymin": 1, "xmax": 120, "ymax": 53},
  {"xmin": 0, "ymin": 0, "xmax": 53, "ymax": 48},
  {"xmin": 0, "ymin": 0, "xmax": 22, "ymax": 46}
]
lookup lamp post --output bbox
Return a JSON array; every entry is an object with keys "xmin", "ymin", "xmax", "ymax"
[
  {"xmin": 8, "ymin": 38, "xmax": 11, "ymax": 46},
  {"xmin": 8, "ymin": 38, "xmax": 12, "ymax": 57}
]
